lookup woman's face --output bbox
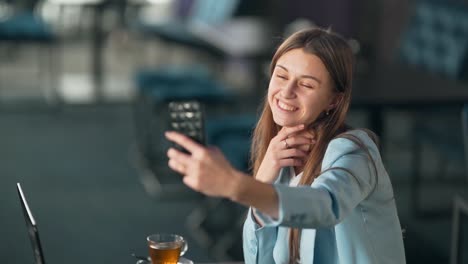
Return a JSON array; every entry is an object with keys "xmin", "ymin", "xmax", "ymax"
[{"xmin": 268, "ymin": 48, "xmax": 337, "ymax": 127}]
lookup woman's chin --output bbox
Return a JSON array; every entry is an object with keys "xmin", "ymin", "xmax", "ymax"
[{"xmin": 273, "ymin": 117, "xmax": 300, "ymax": 128}]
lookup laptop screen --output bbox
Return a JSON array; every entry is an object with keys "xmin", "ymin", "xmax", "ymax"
[{"xmin": 16, "ymin": 183, "xmax": 46, "ymax": 264}]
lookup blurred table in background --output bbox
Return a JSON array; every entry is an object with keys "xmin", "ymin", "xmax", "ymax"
[
  {"xmin": 48, "ymin": 0, "xmax": 106, "ymax": 99},
  {"xmin": 48, "ymin": 0, "xmax": 147, "ymax": 101},
  {"xmin": 352, "ymin": 63, "xmax": 468, "ymax": 137},
  {"xmin": 353, "ymin": 63, "xmax": 468, "ymax": 217}
]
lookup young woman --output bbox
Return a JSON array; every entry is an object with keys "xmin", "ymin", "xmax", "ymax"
[{"xmin": 165, "ymin": 28, "xmax": 406, "ymax": 264}]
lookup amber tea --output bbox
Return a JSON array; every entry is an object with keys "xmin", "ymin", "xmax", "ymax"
[
  {"xmin": 149, "ymin": 242, "xmax": 181, "ymax": 264},
  {"xmin": 147, "ymin": 234, "xmax": 187, "ymax": 264}
]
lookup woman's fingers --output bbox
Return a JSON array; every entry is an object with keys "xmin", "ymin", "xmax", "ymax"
[
  {"xmin": 277, "ymin": 148, "xmax": 309, "ymax": 159},
  {"xmin": 282, "ymin": 136, "xmax": 313, "ymax": 149},
  {"xmin": 167, "ymin": 147, "xmax": 192, "ymax": 174},
  {"xmin": 295, "ymin": 129, "xmax": 316, "ymax": 140},
  {"xmin": 165, "ymin": 131, "xmax": 203, "ymax": 155},
  {"xmin": 276, "ymin": 126, "xmax": 317, "ymax": 151},
  {"xmin": 167, "ymin": 147, "xmax": 191, "ymax": 164},
  {"xmin": 297, "ymin": 144, "xmax": 312, "ymax": 152},
  {"xmin": 277, "ymin": 124, "xmax": 305, "ymax": 141},
  {"xmin": 168, "ymin": 159, "xmax": 186, "ymax": 174},
  {"xmin": 277, "ymin": 158, "xmax": 304, "ymax": 168}
]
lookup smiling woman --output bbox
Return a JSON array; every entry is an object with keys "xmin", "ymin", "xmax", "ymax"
[
  {"xmin": 268, "ymin": 48, "xmax": 338, "ymax": 127},
  {"xmin": 165, "ymin": 28, "xmax": 406, "ymax": 264}
]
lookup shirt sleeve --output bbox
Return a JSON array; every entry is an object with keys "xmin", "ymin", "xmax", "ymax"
[
  {"xmin": 242, "ymin": 208, "xmax": 278, "ymax": 264},
  {"xmin": 254, "ymin": 137, "xmax": 377, "ymax": 228},
  {"xmin": 242, "ymin": 167, "xmax": 292, "ymax": 263}
]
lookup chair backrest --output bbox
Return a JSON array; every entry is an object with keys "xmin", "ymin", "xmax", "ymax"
[
  {"xmin": 0, "ymin": 12, "xmax": 54, "ymax": 41},
  {"xmin": 187, "ymin": 0, "xmax": 239, "ymax": 26},
  {"xmin": 206, "ymin": 115, "xmax": 256, "ymax": 172},
  {"xmin": 399, "ymin": 0, "xmax": 468, "ymax": 79},
  {"xmin": 450, "ymin": 195, "xmax": 468, "ymax": 264}
]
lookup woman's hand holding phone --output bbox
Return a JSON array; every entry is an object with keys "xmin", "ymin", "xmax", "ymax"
[{"xmin": 165, "ymin": 131, "xmax": 243, "ymax": 198}]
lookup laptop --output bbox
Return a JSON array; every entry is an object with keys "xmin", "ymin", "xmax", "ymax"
[{"xmin": 16, "ymin": 183, "xmax": 46, "ymax": 264}]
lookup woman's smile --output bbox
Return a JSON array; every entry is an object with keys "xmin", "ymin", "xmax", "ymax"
[{"xmin": 275, "ymin": 98, "xmax": 298, "ymax": 112}]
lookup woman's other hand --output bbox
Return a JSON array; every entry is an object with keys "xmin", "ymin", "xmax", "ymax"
[
  {"xmin": 165, "ymin": 131, "xmax": 243, "ymax": 198},
  {"xmin": 255, "ymin": 124, "xmax": 315, "ymax": 183}
]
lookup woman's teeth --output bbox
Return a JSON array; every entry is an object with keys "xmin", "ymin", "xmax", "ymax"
[{"xmin": 277, "ymin": 99, "xmax": 297, "ymax": 111}]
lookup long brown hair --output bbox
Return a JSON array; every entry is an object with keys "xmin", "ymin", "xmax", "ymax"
[{"xmin": 250, "ymin": 28, "xmax": 369, "ymax": 264}]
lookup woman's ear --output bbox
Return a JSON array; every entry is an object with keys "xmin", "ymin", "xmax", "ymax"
[{"xmin": 327, "ymin": 93, "xmax": 343, "ymax": 111}]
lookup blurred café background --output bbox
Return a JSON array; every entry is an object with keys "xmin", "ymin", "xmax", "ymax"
[{"xmin": 1, "ymin": 0, "xmax": 468, "ymax": 263}]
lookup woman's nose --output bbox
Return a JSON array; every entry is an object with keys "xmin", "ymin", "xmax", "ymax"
[{"xmin": 281, "ymin": 81, "xmax": 296, "ymax": 98}]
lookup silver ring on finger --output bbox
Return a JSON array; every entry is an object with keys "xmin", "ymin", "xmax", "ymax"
[{"xmin": 283, "ymin": 138, "xmax": 290, "ymax": 149}]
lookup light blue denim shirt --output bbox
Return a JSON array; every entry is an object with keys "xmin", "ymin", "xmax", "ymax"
[{"xmin": 243, "ymin": 130, "xmax": 406, "ymax": 264}]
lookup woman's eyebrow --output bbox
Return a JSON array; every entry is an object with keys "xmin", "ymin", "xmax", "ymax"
[
  {"xmin": 276, "ymin": 64, "xmax": 322, "ymax": 84},
  {"xmin": 276, "ymin": 64, "xmax": 289, "ymax": 72}
]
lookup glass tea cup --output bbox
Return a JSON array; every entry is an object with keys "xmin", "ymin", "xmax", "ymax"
[{"xmin": 147, "ymin": 234, "xmax": 188, "ymax": 264}]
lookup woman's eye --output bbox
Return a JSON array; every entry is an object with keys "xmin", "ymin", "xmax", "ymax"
[
  {"xmin": 276, "ymin": 75, "xmax": 287, "ymax": 80},
  {"xmin": 301, "ymin": 83, "xmax": 313, "ymax": 88}
]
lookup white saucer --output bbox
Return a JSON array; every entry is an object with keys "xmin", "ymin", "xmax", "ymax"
[{"xmin": 178, "ymin": 257, "xmax": 194, "ymax": 264}]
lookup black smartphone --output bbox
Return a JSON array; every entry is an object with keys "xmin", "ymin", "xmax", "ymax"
[{"xmin": 168, "ymin": 101, "xmax": 205, "ymax": 153}]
